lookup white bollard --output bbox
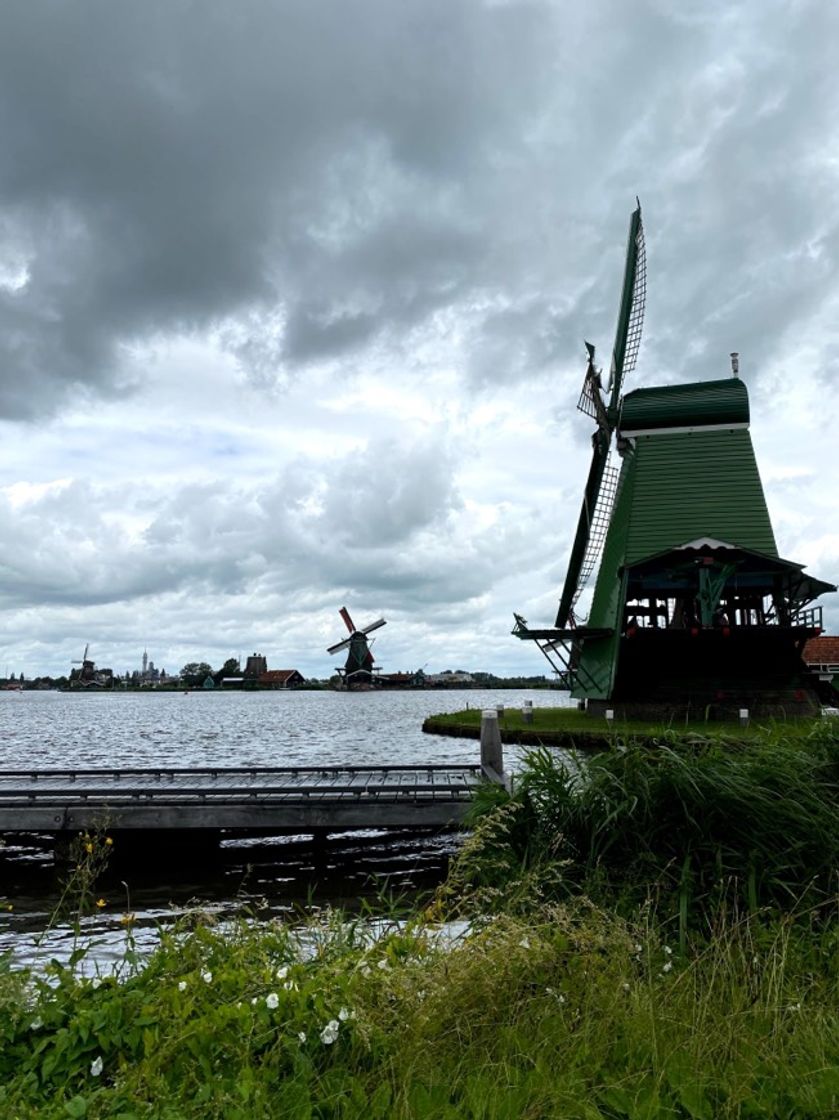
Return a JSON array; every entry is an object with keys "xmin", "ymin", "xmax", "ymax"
[
  {"xmin": 522, "ymin": 700, "xmax": 534, "ymax": 724},
  {"xmin": 739, "ymin": 708, "xmax": 749, "ymax": 728},
  {"xmin": 605, "ymin": 709, "xmax": 614, "ymax": 723},
  {"xmin": 480, "ymin": 709, "xmax": 504, "ymax": 783}
]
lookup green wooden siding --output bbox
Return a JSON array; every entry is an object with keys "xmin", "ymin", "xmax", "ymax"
[
  {"xmin": 625, "ymin": 429, "xmax": 777, "ymax": 562},
  {"xmin": 620, "ymin": 378, "xmax": 749, "ymax": 432},
  {"xmin": 573, "ymin": 383, "xmax": 776, "ymax": 701}
]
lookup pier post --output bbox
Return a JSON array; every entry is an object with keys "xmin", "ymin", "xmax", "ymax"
[
  {"xmin": 480, "ymin": 709, "xmax": 505, "ymax": 785},
  {"xmin": 522, "ymin": 700, "xmax": 533, "ymax": 724}
]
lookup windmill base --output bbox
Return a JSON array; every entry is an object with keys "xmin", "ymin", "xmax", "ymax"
[{"xmin": 586, "ymin": 690, "xmax": 822, "ymax": 722}]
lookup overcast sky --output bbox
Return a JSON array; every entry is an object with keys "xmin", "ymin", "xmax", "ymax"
[{"xmin": 1, "ymin": 0, "xmax": 837, "ymax": 680}]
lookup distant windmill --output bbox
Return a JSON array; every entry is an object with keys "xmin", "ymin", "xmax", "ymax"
[
  {"xmin": 71, "ymin": 643, "xmax": 96, "ymax": 685},
  {"xmin": 327, "ymin": 607, "xmax": 387, "ymax": 688}
]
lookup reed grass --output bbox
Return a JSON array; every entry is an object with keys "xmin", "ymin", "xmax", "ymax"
[{"xmin": 450, "ymin": 727, "xmax": 839, "ymax": 929}]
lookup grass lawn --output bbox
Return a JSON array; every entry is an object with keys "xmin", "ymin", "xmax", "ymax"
[{"xmin": 422, "ymin": 705, "xmax": 830, "ymax": 748}]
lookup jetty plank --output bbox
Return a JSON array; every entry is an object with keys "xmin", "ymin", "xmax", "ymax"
[{"xmin": 0, "ymin": 763, "xmax": 491, "ymax": 834}]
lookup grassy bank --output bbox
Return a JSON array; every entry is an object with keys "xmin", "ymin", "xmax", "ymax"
[
  {"xmin": 1, "ymin": 728, "xmax": 838, "ymax": 1117},
  {"xmin": 422, "ymin": 706, "xmax": 830, "ymax": 749}
]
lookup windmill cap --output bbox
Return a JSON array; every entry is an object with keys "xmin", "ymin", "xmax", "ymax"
[{"xmin": 619, "ymin": 377, "xmax": 749, "ymax": 433}]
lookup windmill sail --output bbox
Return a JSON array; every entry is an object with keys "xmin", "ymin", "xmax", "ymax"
[
  {"xmin": 607, "ymin": 205, "xmax": 646, "ymax": 411},
  {"xmin": 555, "ymin": 203, "xmax": 645, "ymax": 628},
  {"xmin": 570, "ymin": 460, "xmax": 620, "ymax": 616}
]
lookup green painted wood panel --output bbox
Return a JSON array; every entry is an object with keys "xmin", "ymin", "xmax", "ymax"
[
  {"xmin": 620, "ymin": 378, "xmax": 749, "ymax": 431},
  {"xmin": 573, "ymin": 397, "xmax": 777, "ymax": 700},
  {"xmin": 625, "ymin": 428, "xmax": 777, "ymax": 562}
]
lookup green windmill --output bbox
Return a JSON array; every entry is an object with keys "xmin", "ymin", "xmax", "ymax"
[{"xmin": 514, "ymin": 203, "xmax": 836, "ymax": 718}]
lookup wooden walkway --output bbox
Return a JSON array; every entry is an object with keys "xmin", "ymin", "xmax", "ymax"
[{"xmin": 0, "ymin": 763, "xmax": 492, "ymax": 834}]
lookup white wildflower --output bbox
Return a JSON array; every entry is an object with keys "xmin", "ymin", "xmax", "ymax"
[
  {"xmin": 201, "ymin": 970, "xmax": 213, "ymax": 984},
  {"xmin": 178, "ymin": 980, "xmax": 187, "ymax": 992},
  {"xmin": 90, "ymin": 1055, "xmax": 103, "ymax": 1077},
  {"xmin": 338, "ymin": 1007, "xmax": 354, "ymax": 1021},
  {"xmin": 662, "ymin": 961, "xmax": 673, "ymax": 974},
  {"xmin": 276, "ymin": 965, "xmax": 289, "ymax": 980},
  {"xmin": 320, "ymin": 1019, "xmax": 340, "ymax": 1045},
  {"xmin": 663, "ymin": 946, "xmax": 672, "ymax": 956},
  {"xmin": 377, "ymin": 959, "xmax": 390, "ymax": 971},
  {"xmin": 251, "ymin": 996, "xmax": 259, "ymax": 1005},
  {"xmin": 787, "ymin": 1001, "xmax": 801, "ymax": 1012},
  {"xmin": 298, "ymin": 1031, "xmax": 307, "ymax": 1043},
  {"xmin": 622, "ymin": 982, "xmax": 631, "ymax": 992},
  {"xmin": 266, "ymin": 992, "xmax": 279, "ymax": 1010},
  {"xmin": 361, "ymin": 965, "xmax": 372, "ymax": 977},
  {"xmin": 634, "ymin": 944, "xmax": 643, "ymax": 954},
  {"xmin": 91, "ymin": 977, "xmax": 102, "ymax": 990},
  {"xmin": 30, "ymin": 1017, "xmax": 43, "ymax": 1031},
  {"xmin": 519, "ymin": 937, "xmax": 530, "ymax": 949}
]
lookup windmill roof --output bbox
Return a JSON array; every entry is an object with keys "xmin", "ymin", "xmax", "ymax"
[
  {"xmin": 620, "ymin": 377, "xmax": 749, "ymax": 432},
  {"xmin": 623, "ymin": 540, "xmax": 835, "ymax": 602}
]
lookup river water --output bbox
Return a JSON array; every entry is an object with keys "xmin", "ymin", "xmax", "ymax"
[{"xmin": 0, "ymin": 687, "xmax": 569, "ymax": 970}]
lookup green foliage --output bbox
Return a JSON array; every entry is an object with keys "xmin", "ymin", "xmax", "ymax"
[
  {"xmin": 0, "ymin": 903, "xmax": 837, "ymax": 1118},
  {"xmin": 449, "ymin": 729, "xmax": 839, "ymax": 926},
  {"xmin": 180, "ymin": 662, "xmax": 214, "ymax": 686}
]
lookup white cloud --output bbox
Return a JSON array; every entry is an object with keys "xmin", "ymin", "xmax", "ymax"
[{"xmin": 0, "ymin": 0, "xmax": 836, "ymax": 677}]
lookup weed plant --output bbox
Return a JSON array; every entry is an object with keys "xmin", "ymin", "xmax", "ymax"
[
  {"xmin": 1, "ymin": 900, "xmax": 838, "ymax": 1118},
  {"xmin": 448, "ymin": 727, "xmax": 839, "ymax": 930}
]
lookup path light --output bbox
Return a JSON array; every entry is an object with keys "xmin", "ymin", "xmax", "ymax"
[
  {"xmin": 605, "ymin": 709, "xmax": 615, "ymax": 723},
  {"xmin": 739, "ymin": 708, "xmax": 749, "ymax": 728}
]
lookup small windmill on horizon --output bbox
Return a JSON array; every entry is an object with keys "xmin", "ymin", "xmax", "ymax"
[{"xmin": 327, "ymin": 606, "xmax": 387, "ymax": 689}]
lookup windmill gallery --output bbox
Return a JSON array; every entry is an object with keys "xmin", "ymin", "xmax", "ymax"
[{"xmin": 514, "ymin": 203, "xmax": 836, "ymax": 720}]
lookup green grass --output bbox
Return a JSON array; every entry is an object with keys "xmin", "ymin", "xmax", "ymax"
[
  {"xmin": 423, "ymin": 706, "xmax": 829, "ymax": 747},
  {"xmin": 448, "ymin": 727, "xmax": 839, "ymax": 929},
  {"xmin": 1, "ymin": 902, "xmax": 837, "ymax": 1118}
]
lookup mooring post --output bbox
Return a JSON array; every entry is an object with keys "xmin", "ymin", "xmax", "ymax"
[
  {"xmin": 480, "ymin": 709, "xmax": 505, "ymax": 785},
  {"xmin": 522, "ymin": 700, "xmax": 533, "ymax": 724}
]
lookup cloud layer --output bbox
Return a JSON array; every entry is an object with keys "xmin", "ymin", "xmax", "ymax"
[{"xmin": 0, "ymin": 0, "xmax": 837, "ymax": 678}]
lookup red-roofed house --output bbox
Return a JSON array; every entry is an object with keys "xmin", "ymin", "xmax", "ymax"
[
  {"xmin": 802, "ymin": 637, "xmax": 839, "ymax": 696},
  {"xmin": 258, "ymin": 669, "xmax": 305, "ymax": 689}
]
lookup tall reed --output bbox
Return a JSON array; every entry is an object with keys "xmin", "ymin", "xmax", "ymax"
[{"xmin": 455, "ymin": 727, "xmax": 839, "ymax": 925}]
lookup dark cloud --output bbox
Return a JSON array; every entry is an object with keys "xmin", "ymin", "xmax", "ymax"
[
  {"xmin": 1, "ymin": 1, "xmax": 839, "ymax": 675},
  {"xmin": 0, "ymin": 0, "xmax": 559, "ymax": 417}
]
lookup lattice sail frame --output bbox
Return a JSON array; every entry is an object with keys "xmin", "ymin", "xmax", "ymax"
[
  {"xmin": 611, "ymin": 217, "xmax": 646, "ymax": 397},
  {"xmin": 570, "ymin": 460, "xmax": 619, "ymax": 617}
]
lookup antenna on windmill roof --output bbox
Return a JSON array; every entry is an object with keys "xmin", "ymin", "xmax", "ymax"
[{"xmin": 730, "ymin": 352, "xmax": 740, "ymax": 377}]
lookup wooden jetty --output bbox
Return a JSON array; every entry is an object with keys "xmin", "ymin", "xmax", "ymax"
[
  {"xmin": 0, "ymin": 712, "xmax": 509, "ymax": 838},
  {"xmin": 0, "ymin": 763, "xmax": 494, "ymax": 834}
]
